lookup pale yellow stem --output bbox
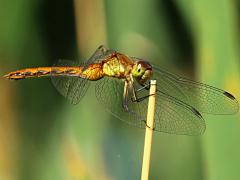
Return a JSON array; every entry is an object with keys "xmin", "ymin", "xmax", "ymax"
[{"xmin": 141, "ymin": 80, "xmax": 157, "ymax": 180}]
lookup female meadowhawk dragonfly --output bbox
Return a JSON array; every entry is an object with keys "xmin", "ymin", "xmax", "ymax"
[{"xmin": 4, "ymin": 45, "xmax": 239, "ymax": 135}]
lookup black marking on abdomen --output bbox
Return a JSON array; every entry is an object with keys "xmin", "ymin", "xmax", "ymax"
[
  {"xmin": 24, "ymin": 72, "xmax": 32, "ymax": 76},
  {"xmin": 37, "ymin": 70, "xmax": 46, "ymax": 74},
  {"xmin": 15, "ymin": 72, "xmax": 22, "ymax": 76},
  {"xmin": 223, "ymin": 91, "xmax": 236, "ymax": 100}
]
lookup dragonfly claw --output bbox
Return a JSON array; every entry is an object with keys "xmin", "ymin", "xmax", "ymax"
[{"xmin": 143, "ymin": 120, "xmax": 155, "ymax": 131}]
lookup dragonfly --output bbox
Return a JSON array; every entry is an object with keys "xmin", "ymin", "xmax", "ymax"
[{"xmin": 4, "ymin": 45, "xmax": 239, "ymax": 135}]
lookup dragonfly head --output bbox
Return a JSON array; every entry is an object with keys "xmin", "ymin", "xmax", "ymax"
[{"xmin": 132, "ymin": 60, "xmax": 153, "ymax": 84}]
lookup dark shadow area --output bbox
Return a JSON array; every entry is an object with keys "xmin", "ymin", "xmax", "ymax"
[
  {"xmin": 19, "ymin": 0, "xmax": 78, "ymax": 143},
  {"xmin": 38, "ymin": 0, "xmax": 78, "ymax": 61},
  {"xmin": 157, "ymin": 0, "xmax": 194, "ymax": 66}
]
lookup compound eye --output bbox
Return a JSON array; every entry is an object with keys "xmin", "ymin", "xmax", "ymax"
[{"xmin": 137, "ymin": 63, "xmax": 142, "ymax": 73}]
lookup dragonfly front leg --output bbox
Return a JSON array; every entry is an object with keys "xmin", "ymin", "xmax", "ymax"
[
  {"xmin": 123, "ymin": 75, "xmax": 139, "ymax": 111},
  {"xmin": 122, "ymin": 81, "xmax": 130, "ymax": 112},
  {"xmin": 122, "ymin": 79, "xmax": 142, "ymax": 111}
]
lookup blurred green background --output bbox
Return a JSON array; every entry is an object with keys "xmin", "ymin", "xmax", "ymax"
[{"xmin": 0, "ymin": 0, "xmax": 240, "ymax": 180}]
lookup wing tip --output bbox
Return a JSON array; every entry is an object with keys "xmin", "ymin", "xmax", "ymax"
[
  {"xmin": 223, "ymin": 91, "xmax": 236, "ymax": 100},
  {"xmin": 223, "ymin": 91, "xmax": 239, "ymax": 114}
]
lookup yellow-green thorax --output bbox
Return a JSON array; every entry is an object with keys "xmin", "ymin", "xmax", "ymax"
[
  {"xmin": 103, "ymin": 59, "xmax": 125, "ymax": 77},
  {"xmin": 102, "ymin": 54, "xmax": 134, "ymax": 78}
]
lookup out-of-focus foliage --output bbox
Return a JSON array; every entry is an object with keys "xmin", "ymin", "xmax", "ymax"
[{"xmin": 0, "ymin": 0, "xmax": 239, "ymax": 180}]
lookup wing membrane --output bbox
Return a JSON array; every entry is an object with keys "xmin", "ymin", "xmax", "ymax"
[
  {"xmin": 95, "ymin": 77, "xmax": 206, "ymax": 135},
  {"xmin": 155, "ymin": 90, "xmax": 205, "ymax": 135},
  {"xmin": 51, "ymin": 59, "xmax": 90, "ymax": 105},
  {"xmin": 152, "ymin": 65, "xmax": 239, "ymax": 114},
  {"xmin": 51, "ymin": 46, "xmax": 115, "ymax": 105},
  {"xmin": 95, "ymin": 77, "xmax": 147, "ymax": 129}
]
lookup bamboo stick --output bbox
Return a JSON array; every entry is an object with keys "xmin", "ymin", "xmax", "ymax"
[{"xmin": 141, "ymin": 80, "xmax": 157, "ymax": 180}]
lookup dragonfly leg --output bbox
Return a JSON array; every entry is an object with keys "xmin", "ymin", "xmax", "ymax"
[
  {"xmin": 131, "ymin": 81, "xmax": 154, "ymax": 102},
  {"xmin": 130, "ymin": 84, "xmax": 138, "ymax": 102},
  {"xmin": 122, "ymin": 81, "xmax": 130, "ymax": 112},
  {"xmin": 132, "ymin": 93, "xmax": 155, "ymax": 102},
  {"xmin": 130, "ymin": 82, "xmax": 153, "ymax": 103},
  {"xmin": 136, "ymin": 81, "xmax": 151, "ymax": 92},
  {"xmin": 143, "ymin": 120, "xmax": 155, "ymax": 131}
]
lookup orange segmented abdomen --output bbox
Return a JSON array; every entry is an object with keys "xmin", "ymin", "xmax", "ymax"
[
  {"xmin": 4, "ymin": 67, "xmax": 53, "ymax": 80},
  {"xmin": 4, "ymin": 63, "xmax": 104, "ymax": 81}
]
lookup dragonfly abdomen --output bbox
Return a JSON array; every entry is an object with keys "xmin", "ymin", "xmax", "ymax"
[
  {"xmin": 4, "ymin": 64, "xmax": 105, "ymax": 81},
  {"xmin": 4, "ymin": 67, "xmax": 82, "ymax": 80},
  {"xmin": 4, "ymin": 67, "xmax": 53, "ymax": 80},
  {"xmin": 81, "ymin": 63, "xmax": 104, "ymax": 81}
]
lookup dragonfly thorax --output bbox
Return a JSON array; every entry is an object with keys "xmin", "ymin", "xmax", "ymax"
[
  {"xmin": 102, "ymin": 58, "xmax": 126, "ymax": 78},
  {"xmin": 102, "ymin": 54, "xmax": 134, "ymax": 79}
]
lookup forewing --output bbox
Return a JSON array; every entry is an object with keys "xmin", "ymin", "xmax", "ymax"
[
  {"xmin": 84, "ymin": 45, "xmax": 115, "ymax": 66},
  {"xmin": 152, "ymin": 65, "xmax": 239, "ymax": 114}
]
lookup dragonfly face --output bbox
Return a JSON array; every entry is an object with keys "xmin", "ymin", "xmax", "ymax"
[{"xmin": 131, "ymin": 60, "xmax": 153, "ymax": 85}]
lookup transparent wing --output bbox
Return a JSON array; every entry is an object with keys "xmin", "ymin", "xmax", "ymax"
[
  {"xmin": 155, "ymin": 90, "xmax": 205, "ymax": 135},
  {"xmin": 50, "ymin": 45, "xmax": 115, "ymax": 105},
  {"xmin": 95, "ymin": 77, "xmax": 147, "ymax": 129},
  {"xmin": 84, "ymin": 45, "xmax": 115, "ymax": 67},
  {"xmin": 95, "ymin": 77, "xmax": 206, "ymax": 135},
  {"xmin": 51, "ymin": 59, "xmax": 90, "ymax": 105},
  {"xmin": 152, "ymin": 65, "xmax": 239, "ymax": 114}
]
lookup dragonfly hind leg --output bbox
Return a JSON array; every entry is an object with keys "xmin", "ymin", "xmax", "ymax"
[
  {"xmin": 130, "ymin": 81, "xmax": 154, "ymax": 102},
  {"xmin": 131, "ymin": 85, "xmax": 155, "ymax": 102},
  {"xmin": 131, "ymin": 93, "xmax": 155, "ymax": 102}
]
